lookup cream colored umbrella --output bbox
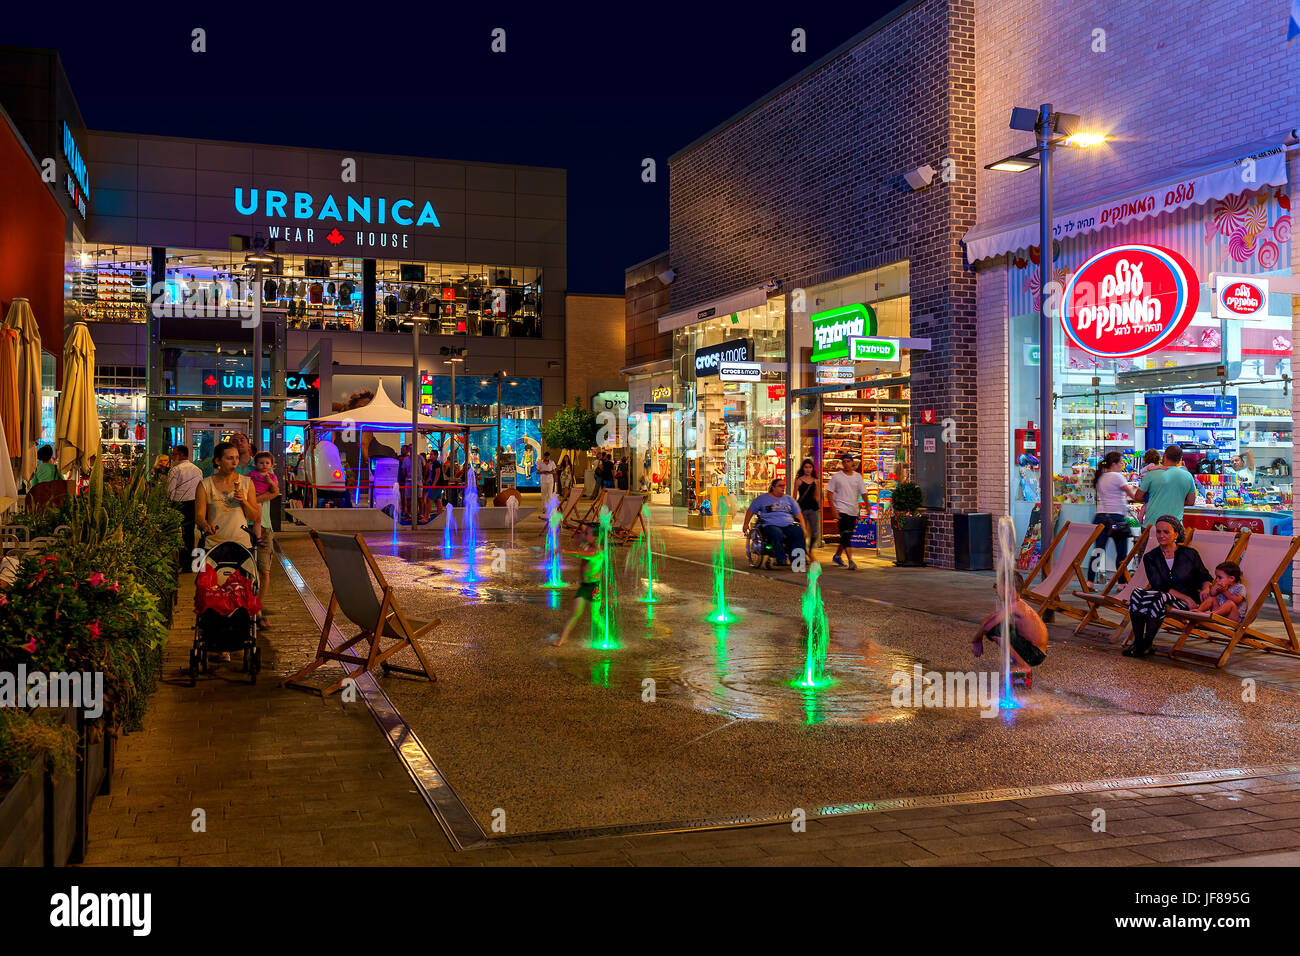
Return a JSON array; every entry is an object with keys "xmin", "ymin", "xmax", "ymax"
[
  {"xmin": 0, "ymin": 415, "xmax": 17, "ymax": 514},
  {"xmin": 0, "ymin": 326, "xmax": 18, "ymax": 459},
  {"xmin": 55, "ymin": 322, "xmax": 99, "ymax": 479},
  {"xmin": 3, "ymin": 299, "xmax": 43, "ymax": 482}
]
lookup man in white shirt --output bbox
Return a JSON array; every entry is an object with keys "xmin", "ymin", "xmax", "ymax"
[
  {"xmin": 167, "ymin": 445, "xmax": 204, "ymax": 573},
  {"xmin": 538, "ymin": 450, "xmax": 557, "ymax": 504},
  {"xmin": 826, "ymin": 453, "xmax": 866, "ymax": 569}
]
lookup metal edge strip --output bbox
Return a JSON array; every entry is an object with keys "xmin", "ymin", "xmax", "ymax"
[
  {"xmin": 277, "ymin": 547, "xmax": 489, "ymax": 851},
  {"xmin": 484, "ymin": 763, "xmax": 1300, "ymax": 846}
]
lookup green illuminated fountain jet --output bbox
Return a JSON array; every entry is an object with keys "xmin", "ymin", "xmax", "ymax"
[
  {"xmin": 792, "ymin": 562, "xmax": 833, "ymax": 688},
  {"xmin": 706, "ymin": 494, "xmax": 736, "ymax": 624},
  {"xmin": 625, "ymin": 502, "xmax": 658, "ymax": 604},
  {"xmin": 590, "ymin": 507, "xmax": 620, "ymax": 649}
]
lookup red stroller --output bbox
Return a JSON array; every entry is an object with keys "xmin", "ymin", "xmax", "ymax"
[{"xmin": 191, "ymin": 539, "xmax": 263, "ymax": 685}]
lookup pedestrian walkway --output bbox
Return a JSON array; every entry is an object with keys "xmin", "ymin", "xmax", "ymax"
[{"xmin": 80, "ymin": 527, "xmax": 1300, "ymax": 867}]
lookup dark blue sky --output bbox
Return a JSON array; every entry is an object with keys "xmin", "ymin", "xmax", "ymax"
[{"xmin": 8, "ymin": 3, "xmax": 903, "ymax": 293}]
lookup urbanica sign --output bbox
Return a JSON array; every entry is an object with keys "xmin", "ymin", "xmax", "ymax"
[
  {"xmin": 233, "ymin": 188, "xmax": 442, "ymax": 227},
  {"xmin": 810, "ymin": 303, "xmax": 878, "ymax": 362}
]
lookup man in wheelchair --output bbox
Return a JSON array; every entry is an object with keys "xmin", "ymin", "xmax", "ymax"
[{"xmin": 741, "ymin": 477, "xmax": 809, "ymax": 569}]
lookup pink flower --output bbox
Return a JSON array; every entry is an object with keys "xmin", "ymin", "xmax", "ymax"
[
  {"xmin": 108, "ymin": 581, "xmax": 120, "ymax": 593},
  {"xmin": 87, "ymin": 572, "xmax": 107, "ymax": 586},
  {"xmin": 21, "ymin": 637, "xmax": 36, "ymax": 653},
  {"xmin": 0, "ymin": 593, "xmax": 7, "ymax": 607},
  {"xmin": 42, "ymin": 554, "xmax": 57, "ymax": 564},
  {"xmin": 88, "ymin": 620, "xmax": 101, "ymax": 640}
]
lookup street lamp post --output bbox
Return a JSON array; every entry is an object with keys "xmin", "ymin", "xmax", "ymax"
[
  {"xmin": 442, "ymin": 348, "xmax": 466, "ymax": 471},
  {"xmin": 988, "ymin": 106, "xmax": 1109, "ymax": 538}
]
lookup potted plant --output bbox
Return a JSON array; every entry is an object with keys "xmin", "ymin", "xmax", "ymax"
[
  {"xmin": 0, "ymin": 709, "xmax": 77, "ymax": 866},
  {"xmin": 890, "ymin": 481, "xmax": 928, "ymax": 567}
]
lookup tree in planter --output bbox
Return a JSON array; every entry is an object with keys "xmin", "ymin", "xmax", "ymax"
[
  {"xmin": 539, "ymin": 403, "xmax": 598, "ymax": 454},
  {"xmin": 890, "ymin": 481, "xmax": 928, "ymax": 567}
]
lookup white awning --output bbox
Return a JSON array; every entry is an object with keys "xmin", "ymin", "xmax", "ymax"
[
  {"xmin": 964, "ymin": 144, "xmax": 1289, "ymax": 264},
  {"xmin": 657, "ymin": 285, "xmax": 768, "ymax": 333}
]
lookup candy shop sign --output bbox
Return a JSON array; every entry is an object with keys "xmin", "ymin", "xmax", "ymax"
[{"xmin": 1060, "ymin": 244, "xmax": 1199, "ymax": 358}]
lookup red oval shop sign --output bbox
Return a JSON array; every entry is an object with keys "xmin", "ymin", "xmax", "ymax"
[
  {"xmin": 1060, "ymin": 244, "xmax": 1199, "ymax": 358},
  {"xmin": 1221, "ymin": 280, "xmax": 1264, "ymax": 316}
]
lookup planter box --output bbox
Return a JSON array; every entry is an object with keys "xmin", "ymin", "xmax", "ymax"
[
  {"xmin": 44, "ymin": 705, "xmax": 79, "ymax": 867},
  {"xmin": 0, "ymin": 767, "xmax": 45, "ymax": 866}
]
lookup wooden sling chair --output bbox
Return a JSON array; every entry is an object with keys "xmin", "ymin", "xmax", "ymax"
[
  {"xmin": 1071, "ymin": 526, "xmax": 1152, "ymax": 636},
  {"xmin": 1019, "ymin": 521, "xmax": 1102, "ymax": 623},
  {"xmin": 579, "ymin": 488, "xmax": 625, "ymax": 528},
  {"xmin": 281, "ymin": 531, "xmax": 439, "ymax": 697},
  {"xmin": 552, "ymin": 485, "xmax": 585, "ymax": 534},
  {"xmin": 610, "ymin": 494, "xmax": 648, "ymax": 544},
  {"xmin": 1166, "ymin": 532, "xmax": 1300, "ymax": 668},
  {"xmin": 1110, "ymin": 528, "xmax": 1245, "ymax": 646}
]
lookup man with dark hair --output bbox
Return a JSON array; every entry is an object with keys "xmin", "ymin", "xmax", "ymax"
[
  {"xmin": 1134, "ymin": 444, "xmax": 1198, "ymax": 528},
  {"xmin": 167, "ymin": 444, "xmax": 203, "ymax": 572}
]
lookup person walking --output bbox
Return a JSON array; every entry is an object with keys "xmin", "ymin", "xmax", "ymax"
[
  {"xmin": 1134, "ymin": 444, "xmax": 1198, "ymax": 529},
  {"xmin": 793, "ymin": 458, "xmax": 820, "ymax": 552},
  {"xmin": 166, "ymin": 444, "xmax": 203, "ymax": 572},
  {"xmin": 827, "ymin": 453, "xmax": 865, "ymax": 569},
  {"xmin": 1089, "ymin": 451, "xmax": 1140, "ymax": 583},
  {"xmin": 538, "ymin": 450, "xmax": 556, "ymax": 503},
  {"xmin": 194, "ymin": 441, "xmax": 260, "ymax": 549}
]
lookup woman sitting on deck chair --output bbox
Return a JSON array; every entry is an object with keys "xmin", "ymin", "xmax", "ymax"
[{"xmin": 1124, "ymin": 515, "xmax": 1211, "ymax": 659}]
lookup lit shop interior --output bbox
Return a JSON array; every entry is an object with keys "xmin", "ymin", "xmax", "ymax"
[
  {"xmin": 1008, "ymin": 206, "xmax": 1293, "ymax": 590},
  {"xmin": 66, "ymin": 245, "xmax": 544, "ymax": 336},
  {"xmin": 671, "ymin": 297, "xmax": 787, "ymax": 525},
  {"xmin": 793, "ymin": 261, "xmax": 911, "ymax": 544}
]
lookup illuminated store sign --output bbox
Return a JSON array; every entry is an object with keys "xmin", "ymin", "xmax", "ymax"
[
  {"xmin": 850, "ymin": 337, "xmax": 901, "ymax": 363},
  {"xmin": 1213, "ymin": 275, "xmax": 1269, "ymax": 321},
  {"xmin": 1060, "ymin": 244, "xmax": 1198, "ymax": 358},
  {"xmin": 810, "ymin": 303, "xmax": 877, "ymax": 362},
  {"xmin": 694, "ymin": 338, "xmax": 753, "ymax": 377},
  {"xmin": 62, "ymin": 122, "xmax": 89, "ymax": 219},
  {"xmin": 233, "ymin": 188, "xmax": 441, "ymax": 227}
]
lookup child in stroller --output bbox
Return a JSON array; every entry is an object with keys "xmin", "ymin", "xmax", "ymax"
[{"xmin": 191, "ymin": 538, "xmax": 263, "ymax": 684}]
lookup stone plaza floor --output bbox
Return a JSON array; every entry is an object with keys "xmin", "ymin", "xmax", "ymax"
[{"xmin": 78, "ymin": 512, "xmax": 1300, "ymax": 867}]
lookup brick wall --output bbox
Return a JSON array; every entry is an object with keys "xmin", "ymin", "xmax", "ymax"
[
  {"xmin": 624, "ymin": 252, "xmax": 672, "ymax": 368},
  {"xmin": 667, "ymin": 0, "xmax": 978, "ymax": 566},
  {"xmin": 565, "ymin": 293, "xmax": 627, "ymax": 407},
  {"xmin": 973, "ymin": 0, "xmax": 1300, "ymax": 523}
]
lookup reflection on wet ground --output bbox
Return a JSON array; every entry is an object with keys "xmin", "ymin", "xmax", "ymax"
[{"xmin": 370, "ymin": 538, "xmax": 1099, "ymax": 726}]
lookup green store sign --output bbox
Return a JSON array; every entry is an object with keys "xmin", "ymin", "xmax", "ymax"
[
  {"xmin": 850, "ymin": 337, "xmax": 901, "ymax": 363},
  {"xmin": 810, "ymin": 303, "xmax": 878, "ymax": 362}
]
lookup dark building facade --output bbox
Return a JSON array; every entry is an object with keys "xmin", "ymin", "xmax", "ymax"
[{"xmin": 650, "ymin": 0, "xmax": 977, "ymax": 563}]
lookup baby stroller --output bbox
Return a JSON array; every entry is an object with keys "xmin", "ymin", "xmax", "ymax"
[{"xmin": 190, "ymin": 538, "xmax": 262, "ymax": 685}]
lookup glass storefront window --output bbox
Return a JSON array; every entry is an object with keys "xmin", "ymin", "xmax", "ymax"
[
  {"xmin": 671, "ymin": 296, "xmax": 785, "ymax": 525},
  {"xmin": 374, "ymin": 261, "xmax": 542, "ymax": 338}
]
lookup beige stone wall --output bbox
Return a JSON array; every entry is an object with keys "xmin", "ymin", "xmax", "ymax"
[{"xmin": 564, "ymin": 293, "xmax": 626, "ymax": 410}]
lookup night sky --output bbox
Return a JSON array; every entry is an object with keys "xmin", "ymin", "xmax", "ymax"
[{"xmin": 6, "ymin": 3, "xmax": 903, "ymax": 294}]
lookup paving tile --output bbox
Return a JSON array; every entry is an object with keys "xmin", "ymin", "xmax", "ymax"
[
  {"xmin": 1216, "ymin": 829, "xmax": 1300, "ymax": 852},
  {"xmin": 1166, "ymin": 809, "xmax": 1274, "ymax": 828},
  {"xmin": 1038, "ymin": 847, "xmax": 1153, "ymax": 866},
  {"xmin": 1131, "ymin": 839, "xmax": 1236, "ymax": 863}
]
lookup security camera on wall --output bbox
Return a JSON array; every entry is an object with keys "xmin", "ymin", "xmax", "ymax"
[{"xmin": 903, "ymin": 165, "xmax": 937, "ymax": 191}]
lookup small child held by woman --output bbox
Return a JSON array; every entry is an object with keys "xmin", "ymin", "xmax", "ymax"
[{"xmin": 1196, "ymin": 560, "xmax": 1248, "ymax": 623}]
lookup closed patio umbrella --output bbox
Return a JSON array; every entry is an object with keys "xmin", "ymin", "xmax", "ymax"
[
  {"xmin": 56, "ymin": 321, "xmax": 99, "ymax": 478},
  {"xmin": 0, "ymin": 415, "xmax": 17, "ymax": 514},
  {"xmin": 0, "ymin": 326, "xmax": 18, "ymax": 458},
  {"xmin": 3, "ymin": 299, "xmax": 43, "ymax": 482}
]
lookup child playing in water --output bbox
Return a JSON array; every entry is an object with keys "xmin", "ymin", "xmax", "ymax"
[
  {"xmin": 547, "ymin": 523, "xmax": 605, "ymax": 647},
  {"xmin": 1195, "ymin": 560, "xmax": 1248, "ymax": 623},
  {"xmin": 972, "ymin": 573, "xmax": 1049, "ymax": 687}
]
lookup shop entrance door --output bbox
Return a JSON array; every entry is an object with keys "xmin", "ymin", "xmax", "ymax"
[{"xmin": 184, "ymin": 418, "xmax": 249, "ymax": 473}]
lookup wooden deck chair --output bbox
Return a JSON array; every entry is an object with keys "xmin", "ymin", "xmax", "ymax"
[
  {"xmin": 1019, "ymin": 521, "xmax": 1102, "ymax": 622},
  {"xmin": 1111, "ymin": 528, "xmax": 1244, "ymax": 646},
  {"xmin": 281, "ymin": 531, "xmax": 439, "ymax": 697},
  {"xmin": 1071, "ymin": 526, "xmax": 1152, "ymax": 635},
  {"xmin": 553, "ymin": 485, "xmax": 585, "ymax": 534},
  {"xmin": 610, "ymin": 494, "xmax": 648, "ymax": 544},
  {"xmin": 579, "ymin": 488, "xmax": 626, "ymax": 527},
  {"xmin": 1166, "ymin": 532, "xmax": 1300, "ymax": 667}
]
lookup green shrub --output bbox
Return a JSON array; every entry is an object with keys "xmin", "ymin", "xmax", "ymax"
[
  {"xmin": 892, "ymin": 481, "xmax": 925, "ymax": 515},
  {"xmin": 0, "ymin": 709, "xmax": 78, "ymax": 783}
]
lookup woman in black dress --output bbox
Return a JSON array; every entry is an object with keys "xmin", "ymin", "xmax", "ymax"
[
  {"xmin": 792, "ymin": 458, "xmax": 820, "ymax": 552},
  {"xmin": 1124, "ymin": 515, "xmax": 1211, "ymax": 658}
]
